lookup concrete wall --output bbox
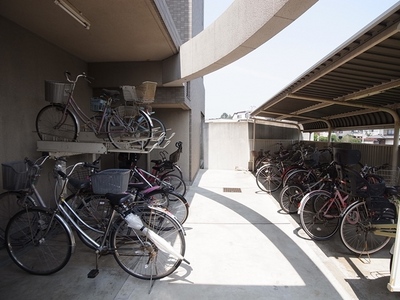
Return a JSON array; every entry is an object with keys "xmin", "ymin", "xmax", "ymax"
[
  {"xmin": 205, "ymin": 120, "xmax": 303, "ymax": 170},
  {"xmin": 205, "ymin": 121, "xmax": 250, "ymax": 170},
  {"xmin": 0, "ymin": 16, "xmax": 94, "ymax": 203}
]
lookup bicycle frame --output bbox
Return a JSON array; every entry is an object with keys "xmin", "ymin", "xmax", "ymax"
[
  {"xmin": 60, "ymin": 91, "xmax": 115, "ymax": 136},
  {"xmin": 57, "ymin": 197, "xmax": 118, "ymax": 250}
]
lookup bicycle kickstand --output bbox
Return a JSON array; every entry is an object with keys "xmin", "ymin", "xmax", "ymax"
[{"xmin": 87, "ymin": 251, "xmax": 100, "ymax": 278}]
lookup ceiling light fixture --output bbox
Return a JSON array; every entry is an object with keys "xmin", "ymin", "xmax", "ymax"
[{"xmin": 54, "ymin": 0, "xmax": 91, "ymax": 30}]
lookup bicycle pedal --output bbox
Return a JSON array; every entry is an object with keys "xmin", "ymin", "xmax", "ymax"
[{"xmin": 87, "ymin": 269, "xmax": 99, "ymax": 278}]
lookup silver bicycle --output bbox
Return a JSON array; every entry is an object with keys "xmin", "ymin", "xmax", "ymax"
[{"xmin": 5, "ymin": 160, "xmax": 189, "ymax": 280}]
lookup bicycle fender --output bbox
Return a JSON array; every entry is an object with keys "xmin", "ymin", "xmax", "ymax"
[
  {"xmin": 298, "ymin": 189, "xmax": 331, "ymax": 215},
  {"xmin": 339, "ymin": 199, "xmax": 363, "ymax": 218}
]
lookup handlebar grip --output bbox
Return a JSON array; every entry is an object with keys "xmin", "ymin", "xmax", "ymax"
[
  {"xmin": 24, "ymin": 157, "xmax": 34, "ymax": 167},
  {"xmin": 57, "ymin": 170, "xmax": 68, "ymax": 179}
]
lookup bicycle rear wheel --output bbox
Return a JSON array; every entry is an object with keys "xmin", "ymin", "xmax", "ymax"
[
  {"xmin": 151, "ymin": 117, "xmax": 166, "ymax": 146},
  {"xmin": 111, "ymin": 209, "xmax": 185, "ymax": 280},
  {"xmin": 340, "ymin": 201, "xmax": 391, "ymax": 254},
  {"xmin": 6, "ymin": 207, "xmax": 73, "ymax": 275},
  {"xmin": 279, "ymin": 185, "xmax": 304, "ymax": 214},
  {"xmin": 256, "ymin": 164, "xmax": 282, "ymax": 192},
  {"xmin": 36, "ymin": 104, "xmax": 78, "ymax": 141},
  {"xmin": 299, "ymin": 190, "xmax": 341, "ymax": 240},
  {"xmin": 160, "ymin": 174, "xmax": 187, "ymax": 197},
  {"xmin": 143, "ymin": 189, "xmax": 189, "ymax": 224},
  {"xmin": 0, "ymin": 192, "xmax": 36, "ymax": 248}
]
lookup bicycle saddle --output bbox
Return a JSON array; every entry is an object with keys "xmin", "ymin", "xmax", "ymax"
[{"xmin": 101, "ymin": 89, "xmax": 120, "ymax": 97}]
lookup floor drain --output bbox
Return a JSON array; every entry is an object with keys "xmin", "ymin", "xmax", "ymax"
[{"xmin": 223, "ymin": 187, "xmax": 242, "ymax": 193}]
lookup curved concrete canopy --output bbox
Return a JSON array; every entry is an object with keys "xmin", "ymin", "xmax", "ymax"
[{"xmin": 163, "ymin": 0, "xmax": 317, "ymax": 86}]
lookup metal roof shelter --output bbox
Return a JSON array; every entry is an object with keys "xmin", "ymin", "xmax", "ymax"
[{"xmin": 251, "ymin": 3, "xmax": 400, "ymax": 137}]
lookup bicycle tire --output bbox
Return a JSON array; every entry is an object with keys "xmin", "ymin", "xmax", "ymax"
[
  {"xmin": 111, "ymin": 208, "xmax": 185, "ymax": 280},
  {"xmin": 5, "ymin": 207, "xmax": 73, "ymax": 275},
  {"xmin": 159, "ymin": 173, "xmax": 187, "ymax": 197},
  {"xmin": 279, "ymin": 185, "xmax": 304, "ymax": 214},
  {"xmin": 340, "ymin": 201, "xmax": 391, "ymax": 255},
  {"xmin": 107, "ymin": 110, "xmax": 152, "ymax": 149},
  {"xmin": 0, "ymin": 191, "xmax": 36, "ymax": 248},
  {"xmin": 151, "ymin": 117, "xmax": 166, "ymax": 146},
  {"xmin": 299, "ymin": 190, "xmax": 341, "ymax": 240},
  {"xmin": 255, "ymin": 164, "xmax": 282, "ymax": 192},
  {"xmin": 143, "ymin": 189, "xmax": 189, "ymax": 224},
  {"xmin": 283, "ymin": 169, "xmax": 317, "ymax": 187},
  {"xmin": 36, "ymin": 104, "xmax": 78, "ymax": 141},
  {"xmin": 65, "ymin": 193, "xmax": 111, "ymax": 249},
  {"xmin": 160, "ymin": 164, "xmax": 183, "ymax": 179}
]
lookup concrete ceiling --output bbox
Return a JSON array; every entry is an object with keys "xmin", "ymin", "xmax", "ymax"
[{"xmin": 0, "ymin": 0, "xmax": 179, "ymax": 62}]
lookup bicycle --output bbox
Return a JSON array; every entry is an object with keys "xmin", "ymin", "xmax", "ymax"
[
  {"xmin": 0, "ymin": 156, "xmax": 64, "ymax": 247},
  {"xmin": 59, "ymin": 157, "xmax": 188, "ymax": 246},
  {"xmin": 298, "ymin": 179, "xmax": 352, "ymax": 240},
  {"xmin": 150, "ymin": 141, "xmax": 184, "ymax": 179},
  {"xmin": 36, "ymin": 71, "xmax": 153, "ymax": 149},
  {"xmin": 5, "ymin": 162, "xmax": 189, "ymax": 281},
  {"xmin": 279, "ymin": 161, "xmax": 336, "ymax": 214},
  {"xmin": 255, "ymin": 144, "xmax": 306, "ymax": 193}
]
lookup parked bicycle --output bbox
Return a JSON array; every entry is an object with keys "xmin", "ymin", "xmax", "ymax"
[
  {"xmin": 5, "ymin": 161, "xmax": 189, "ymax": 281},
  {"xmin": 36, "ymin": 71, "xmax": 153, "ymax": 149},
  {"xmin": 0, "ymin": 156, "xmax": 65, "ymax": 247}
]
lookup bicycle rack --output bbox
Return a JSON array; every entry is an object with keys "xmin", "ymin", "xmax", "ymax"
[{"xmin": 36, "ymin": 130, "xmax": 175, "ymax": 156}]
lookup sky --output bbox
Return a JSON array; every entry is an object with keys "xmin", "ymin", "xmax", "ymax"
[{"xmin": 203, "ymin": 0, "xmax": 400, "ymax": 119}]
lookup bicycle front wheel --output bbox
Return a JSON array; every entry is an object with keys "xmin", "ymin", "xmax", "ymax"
[
  {"xmin": 256, "ymin": 164, "xmax": 282, "ymax": 192},
  {"xmin": 340, "ymin": 201, "xmax": 391, "ymax": 254},
  {"xmin": 36, "ymin": 104, "xmax": 78, "ymax": 141},
  {"xmin": 299, "ymin": 190, "xmax": 341, "ymax": 240},
  {"xmin": 279, "ymin": 185, "xmax": 304, "ymax": 214},
  {"xmin": 0, "ymin": 192, "xmax": 36, "ymax": 248},
  {"xmin": 6, "ymin": 207, "xmax": 73, "ymax": 275},
  {"xmin": 111, "ymin": 209, "xmax": 186, "ymax": 280}
]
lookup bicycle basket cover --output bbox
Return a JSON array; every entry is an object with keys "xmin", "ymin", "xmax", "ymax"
[{"xmin": 368, "ymin": 197, "xmax": 397, "ymax": 224}]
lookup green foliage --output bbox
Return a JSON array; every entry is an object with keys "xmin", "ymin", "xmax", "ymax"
[{"xmin": 220, "ymin": 113, "xmax": 232, "ymax": 119}]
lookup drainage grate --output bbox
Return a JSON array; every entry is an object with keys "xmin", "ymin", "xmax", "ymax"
[{"xmin": 223, "ymin": 187, "xmax": 242, "ymax": 193}]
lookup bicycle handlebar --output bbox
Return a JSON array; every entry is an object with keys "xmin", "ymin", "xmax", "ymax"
[{"xmin": 64, "ymin": 71, "xmax": 94, "ymax": 84}]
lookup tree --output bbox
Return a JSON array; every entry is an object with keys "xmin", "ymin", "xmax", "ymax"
[{"xmin": 220, "ymin": 113, "xmax": 232, "ymax": 119}]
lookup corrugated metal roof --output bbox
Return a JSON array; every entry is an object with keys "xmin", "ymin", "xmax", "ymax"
[{"xmin": 251, "ymin": 4, "xmax": 400, "ymax": 133}]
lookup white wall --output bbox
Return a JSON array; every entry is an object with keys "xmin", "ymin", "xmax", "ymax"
[{"xmin": 204, "ymin": 121, "xmax": 250, "ymax": 170}]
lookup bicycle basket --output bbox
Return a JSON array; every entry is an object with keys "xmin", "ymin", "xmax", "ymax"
[
  {"xmin": 90, "ymin": 98, "xmax": 107, "ymax": 112},
  {"xmin": 136, "ymin": 81, "xmax": 157, "ymax": 104},
  {"xmin": 65, "ymin": 164, "xmax": 92, "ymax": 193},
  {"xmin": 121, "ymin": 85, "xmax": 138, "ymax": 102},
  {"xmin": 45, "ymin": 80, "xmax": 73, "ymax": 104},
  {"xmin": 2, "ymin": 160, "xmax": 36, "ymax": 190},
  {"xmin": 116, "ymin": 105, "xmax": 138, "ymax": 118},
  {"xmin": 91, "ymin": 169, "xmax": 130, "ymax": 194}
]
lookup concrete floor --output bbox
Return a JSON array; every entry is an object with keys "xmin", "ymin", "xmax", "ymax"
[{"xmin": 0, "ymin": 169, "xmax": 398, "ymax": 299}]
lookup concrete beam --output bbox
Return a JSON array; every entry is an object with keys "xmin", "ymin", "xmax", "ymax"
[{"xmin": 163, "ymin": 0, "xmax": 317, "ymax": 86}]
